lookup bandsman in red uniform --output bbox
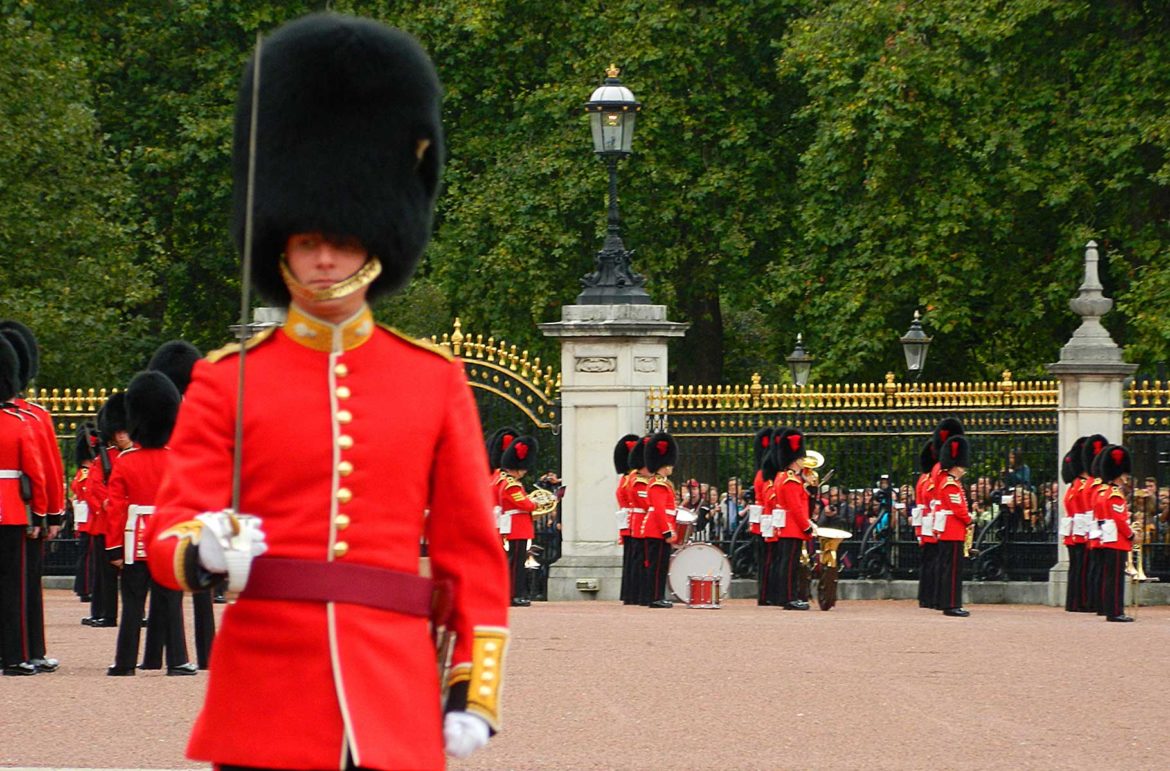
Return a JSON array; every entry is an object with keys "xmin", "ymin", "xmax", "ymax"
[
  {"xmin": 486, "ymin": 427, "xmax": 518, "ymax": 542},
  {"xmin": 773, "ymin": 428, "xmax": 815, "ymax": 610},
  {"xmin": 1, "ymin": 322, "xmax": 65, "ymax": 672},
  {"xmin": 0, "ymin": 336, "xmax": 50, "ymax": 676},
  {"xmin": 1060, "ymin": 437, "xmax": 1089, "ymax": 612},
  {"xmin": 144, "ymin": 340, "xmax": 213, "ymax": 670},
  {"xmin": 146, "ymin": 14, "xmax": 509, "ymax": 769},
  {"xmin": 750, "ymin": 427, "xmax": 772, "ymax": 604},
  {"xmin": 627, "ymin": 436, "xmax": 651, "ymax": 605},
  {"xmin": 85, "ymin": 395, "xmax": 130, "ymax": 628},
  {"xmin": 70, "ymin": 424, "xmax": 97, "ymax": 604},
  {"xmin": 933, "ymin": 435, "xmax": 972, "ymax": 617},
  {"xmin": 759, "ymin": 440, "xmax": 782, "ymax": 605},
  {"xmin": 1080, "ymin": 434, "xmax": 1110, "ymax": 614},
  {"xmin": 499, "ymin": 435, "xmax": 539, "ymax": 607},
  {"xmin": 642, "ymin": 432, "xmax": 678, "ymax": 608},
  {"xmin": 1095, "ymin": 445, "xmax": 1135, "ymax": 622},
  {"xmin": 914, "ymin": 439, "xmax": 936, "ymax": 609},
  {"xmin": 613, "ymin": 434, "xmax": 640, "ymax": 605},
  {"xmin": 920, "ymin": 418, "xmax": 965, "ymax": 610},
  {"xmin": 104, "ymin": 371, "xmax": 195, "ymax": 676}
]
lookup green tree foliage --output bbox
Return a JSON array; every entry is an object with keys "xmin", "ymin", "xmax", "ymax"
[
  {"xmin": 6, "ymin": 0, "xmax": 1169, "ymax": 390},
  {"xmin": 0, "ymin": 14, "xmax": 156, "ymax": 385}
]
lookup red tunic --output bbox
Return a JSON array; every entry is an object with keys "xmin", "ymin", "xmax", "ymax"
[
  {"xmin": 644, "ymin": 477, "xmax": 675, "ymax": 541},
  {"xmin": 629, "ymin": 474, "xmax": 650, "ymax": 537},
  {"xmin": 1084, "ymin": 479, "xmax": 1108, "ymax": 551},
  {"xmin": 147, "ymin": 306, "xmax": 509, "ymax": 771},
  {"xmin": 913, "ymin": 471, "xmax": 930, "ymax": 540},
  {"xmin": 500, "ymin": 474, "xmax": 535, "ymax": 541},
  {"xmin": 616, "ymin": 471, "xmax": 633, "ymax": 538},
  {"xmin": 750, "ymin": 469, "xmax": 765, "ymax": 535},
  {"xmin": 1060, "ymin": 482, "xmax": 1078, "ymax": 547},
  {"xmin": 1069, "ymin": 476, "xmax": 1089, "ymax": 545},
  {"xmin": 70, "ymin": 464, "xmax": 92, "ymax": 534},
  {"xmin": 935, "ymin": 475, "xmax": 971, "ymax": 542},
  {"xmin": 1095, "ymin": 486, "xmax": 1133, "ymax": 552},
  {"xmin": 14, "ymin": 399, "xmax": 65, "ymax": 520},
  {"xmin": 104, "ymin": 446, "xmax": 169, "ymax": 563},
  {"xmin": 761, "ymin": 477, "xmax": 778, "ymax": 543},
  {"xmin": 774, "ymin": 471, "xmax": 812, "ymax": 540},
  {"xmin": 0, "ymin": 407, "xmax": 49, "ymax": 524},
  {"xmin": 85, "ymin": 448, "xmax": 119, "ymax": 541}
]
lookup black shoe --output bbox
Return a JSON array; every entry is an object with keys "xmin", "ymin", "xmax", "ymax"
[
  {"xmin": 141, "ymin": 617, "xmax": 149, "ymax": 627},
  {"xmin": 943, "ymin": 607, "xmax": 970, "ymax": 617},
  {"xmin": 510, "ymin": 598, "xmax": 531, "ymax": 607},
  {"xmin": 214, "ymin": 593, "xmax": 228, "ymax": 604},
  {"xmin": 106, "ymin": 665, "xmax": 136, "ymax": 676},
  {"xmin": 1107, "ymin": 614, "xmax": 1135, "ymax": 623},
  {"xmin": 167, "ymin": 663, "xmax": 198, "ymax": 676},
  {"xmin": 91, "ymin": 618, "xmax": 117, "ymax": 628},
  {"xmin": 81, "ymin": 616, "xmax": 95, "ymax": 626},
  {"xmin": 648, "ymin": 600, "xmax": 673, "ymax": 608},
  {"xmin": 80, "ymin": 595, "xmax": 92, "ymax": 602},
  {"xmin": 784, "ymin": 601, "xmax": 810, "ymax": 611},
  {"xmin": 138, "ymin": 663, "xmax": 162, "ymax": 671},
  {"xmin": 30, "ymin": 657, "xmax": 58, "ymax": 673},
  {"xmin": 3, "ymin": 662, "xmax": 37, "ymax": 676}
]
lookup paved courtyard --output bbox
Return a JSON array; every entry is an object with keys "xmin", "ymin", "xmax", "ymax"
[{"xmin": 4, "ymin": 590, "xmax": 1167, "ymax": 770}]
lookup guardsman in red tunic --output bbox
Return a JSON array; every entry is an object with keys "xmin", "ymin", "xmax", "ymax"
[
  {"xmin": 759, "ymin": 445, "xmax": 781, "ymax": 606},
  {"xmin": 146, "ymin": 15, "xmax": 509, "ymax": 768},
  {"xmin": 613, "ymin": 434, "xmax": 640, "ymax": 605},
  {"xmin": 1, "ymin": 322, "xmax": 66, "ymax": 672},
  {"xmin": 626, "ymin": 436, "xmax": 651, "ymax": 605},
  {"xmin": 0, "ymin": 336, "xmax": 50, "ymax": 676},
  {"xmin": 921, "ymin": 418, "xmax": 965, "ymax": 610},
  {"xmin": 1095, "ymin": 445, "xmax": 1135, "ymax": 622},
  {"xmin": 499, "ymin": 436, "xmax": 539, "ymax": 607},
  {"xmin": 104, "ymin": 371, "xmax": 194, "ymax": 676},
  {"xmin": 70, "ymin": 425, "xmax": 96, "ymax": 604},
  {"xmin": 486, "ymin": 427, "xmax": 518, "ymax": 543},
  {"xmin": 914, "ymin": 439, "xmax": 935, "ymax": 609},
  {"xmin": 1060, "ymin": 437, "xmax": 1089, "ymax": 612},
  {"xmin": 85, "ymin": 395, "xmax": 131, "ymax": 628},
  {"xmin": 933, "ymin": 435, "xmax": 973, "ymax": 617},
  {"xmin": 143, "ymin": 340, "xmax": 211, "ymax": 670},
  {"xmin": 750, "ymin": 427, "xmax": 771, "ymax": 604},
  {"xmin": 1080, "ymin": 434, "xmax": 1110, "ymax": 614},
  {"xmin": 773, "ymin": 428, "xmax": 815, "ymax": 610},
  {"xmin": 642, "ymin": 432, "xmax": 678, "ymax": 608}
]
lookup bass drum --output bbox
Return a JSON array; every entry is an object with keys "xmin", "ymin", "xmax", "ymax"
[{"xmin": 668, "ymin": 542, "xmax": 732, "ymax": 605}]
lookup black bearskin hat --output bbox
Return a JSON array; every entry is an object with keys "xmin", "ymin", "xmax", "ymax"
[
  {"xmin": 74, "ymin": 422, "xmax": 98, "ymax": 467},
  {"xmin": 148, "ymin": 340, "xmax": 202, "ymax": 396},
  {"xmin": 614, "ymin": 434, "xmax": 640, "ymax": 474},
  {"xmin": 1099, "ymin": 444, "xmax": 1131, "ymax": 483},
  {"xmin": 0, "ymin": 326, "xmax": 35, "ymax": 391},
  {"xmin": 500, "ymin": 435, "xmax": 539, "ymax": 473},
  {"xmin": 932, "ymin": 417, "xmax": 965, "ymax": 450},
  {"xmin": 233, "ymin": 13, "xmax": 444, "ymax": 304},
  {"xmin": 919, "ymin": 439, "xmax": 936, "ymax": 474},
  {"xmin": 1062, "ymin": 436, "xmax": 1088, "ymax": 484},
  {"xmin": 775, "ymin": 428, "xmax": 806, "ymax": 469},
  {"xmin": 486, "ymin": 426, "xmax": 519, "ymax": 471},
  {"xmin": 939, "ymin": 435, "xmax": 970, "ymax": 470},
  {"xmin": 0, "ymin": 336, "xmax": 20, "ymax": 403},
  {"xmin": 126, "ymin": 371, "xmax": 181, "ymax": 449},
  {"xmin": 629, "ymin": 435, "xmax": 650, "ymax": 471},
  {"xmin": 97, "ymin": 392, "xmax": 129, "ymax": 441},
  {"xmin": 1081, "ymin": 434, "xmax": 1109, "ymax": 477},
  {"xmin": 645, "ymin": 432, "xmax": 678, "ymax": 473},
  {"xmin": 753, "ymin": 427, "xmax": 774, "ymax": 471}
]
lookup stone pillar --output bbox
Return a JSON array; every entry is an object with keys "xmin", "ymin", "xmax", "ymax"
[
  {"xmin": 539, "ymin": 304, "xmax": 688, "ymax": 600},
  {"xmin": 1046, "ymin": 241, "xmax": 1136, "ymax": 605}
]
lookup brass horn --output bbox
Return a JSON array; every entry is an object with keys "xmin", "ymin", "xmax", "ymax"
[{"xmin": 529, "ymin": 487, "xmax": 559, "ymax": 518}]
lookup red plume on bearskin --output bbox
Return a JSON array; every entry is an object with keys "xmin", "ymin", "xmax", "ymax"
[
  {"xmin": 932, "ymin": 417, "xmax": 965, "ymax": 450},
  {"xmin": 628, "ymin": 435, "xmax": 649, "ymax": 470},
  {"xmin": 939, "ymin": 435, "xmax": 970, "ymax": 470},
  {"xmin": 501, "ymin": 434, "xmax": 539, "ymax": 473},
  {"xmin": 1081, "ymin": 434, "xmax": 1109, "ymax": 475},
  {"xmin": 486, "ymin": 426, "xmax": 519, "ymax": 471},
  {"xmin": 775, "ymin": 428, "xmax": 806, "ymax": 469},
  {"xmin": 753, "ymin": 427, "xmax": 774, "ymax": 472},
  {"xmin": 1099, "ymin": 444, "xmax": 1130, "ymax": 482}
]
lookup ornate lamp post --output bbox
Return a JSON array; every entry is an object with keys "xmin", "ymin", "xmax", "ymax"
[
  {"xmin": 899, "ymin": 310, "xmax": 933, "ymax": 382},
  {"xmin": 786, "ymin": 333, "xmax": 814, "ymax": 387},
  {"xmin": 577, "ymin": 65, "xmax": 651, "ymax": 305}
]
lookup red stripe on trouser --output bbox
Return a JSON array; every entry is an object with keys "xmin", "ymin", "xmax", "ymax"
[
  {"xmin": 950, "ymin": 544, "xmax": 958, "ymax": 607},
  {"xmin": 18, "ymin": 537, "xmax": 28, "ymax": 660}
]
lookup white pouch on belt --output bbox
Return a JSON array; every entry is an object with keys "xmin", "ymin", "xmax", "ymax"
[
  {"xmin": 748, "ymin": 504, "xmax": 762, "ymax": 524},
  {"xmin": 1100, "ymin": 519, "xmax": 1119, "ymax": 543},
  {"xmin": 760, "ymin": 513, "xmax": 774, "ymax": 538}
]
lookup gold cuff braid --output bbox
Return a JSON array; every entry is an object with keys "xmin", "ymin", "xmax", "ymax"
[
  {"xmin": 462, "ymin": 626, "xmax": 508, "ymax": 731},
  {"xmin": 279, "ymin": 256, "xmax": 383, "ymax": 302}
]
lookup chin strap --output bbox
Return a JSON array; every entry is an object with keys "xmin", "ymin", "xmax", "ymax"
[{"xmin": 280, "ymin": 256, "xmax": 383, "ymax": 303}]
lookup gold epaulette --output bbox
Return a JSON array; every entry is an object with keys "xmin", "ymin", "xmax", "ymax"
[
  {"xmin": 941, "ymin": 475, "xmax": 961, "ymax": 488},
  {"xmin": 377, "ymin": 324, "xmax": 454, "ymax": 361},
  {"xmin": 205, "ymin": 327, "xmax": 277, "ymax": 364},
  {"xmin": 650, "ymin": 475, "xmax": 675, "ymax": 494},
  {"xmin": 1108, "ymin": 486, "xmax": 1126, "ymax": 500}
]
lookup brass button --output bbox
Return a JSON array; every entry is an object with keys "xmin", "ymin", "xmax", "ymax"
[
  {"xmin": 338, "ymin": 435, "xmax": 354, "ymax": 450},
  {"xmin": 338, "ymin": 460, "xmax": 354, "ymax": 477},
  {"xmin": 481, "ymin": 671, "xmax": 495, "ymax": 681},
  {"xmin": 337, "ymin": 410, "xmax": 353, "ymax": 424},
  {"xmin": 334, "ymin": 513, "xmax": 351, "ymax": 531},
  {"xmin": 337, "ymin": 487, "xmax": 353, "ymax": 504},
  {"xmin": 334, "ymin": 363, "xmax": 349, "ymax": 377},
  {"xmin": 485, "ymin": 642, "xmax": 498, "ymax": 652},
  {"xmin": 336, "ymin": 385, "xmax": 351, "ymax": 400},
  {"xmin": 478, "ymin": 686, "xmax": 491, "ymax": 697},
  {"xmin": 484, "ymin": 657, "xmax": 496, "ymax": 667},
  {"xmin": 333, "ymin": 541, "xmax": 349, "ymax": 558}
]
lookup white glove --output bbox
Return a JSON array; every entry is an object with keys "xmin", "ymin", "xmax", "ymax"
[
  {"xmin": 443, "ymin": 711, "xmax": 490, "ymax": 759},
  {"xmin": 195, "ymin": 510, "xmax": 267, "ymax": 592}
]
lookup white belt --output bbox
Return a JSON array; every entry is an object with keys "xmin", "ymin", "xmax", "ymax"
[{"xmin": 0, "ymin": 470, "xmax": 21, "ymax": 479}]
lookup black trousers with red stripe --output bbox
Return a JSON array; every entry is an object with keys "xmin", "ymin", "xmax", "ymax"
[
  {"xmin": 24, "ymin": 536, "xmax": 47, "ymax": 659},
  {"xmin": 141, "ymin": 579, "xmax": 190, "ymax": 669},
  {"xmin": 73, "ymin": 531, "xmax": 93, "ymax": 598},
  {"xmin": 1098, "ymin": 548, "xmax": 1127, "ymax": 619},
  {"xmin": 640, "ymin": 538, "xmax": 669, "ymax": 604},
  {"xmin": 918, "ymin": 542, "xmax": 938, "ymax": 609},
  {"xmin": 934, "ymin": 540, "xmax": 965, "ymax": 610},
  {"xmin": 775, "ymin": 538, "xmax": 805, "ymax": 605},
  {"xmin": 506, "ymin": 538, "xmax": 529, "ymax": 600},
  {"xmin": 1065, "ymin": 543, "xmax": 1086, "ymax": 612},
  {"xmin": 0, "ymin": 526, "xmax": 29, "ymax": 665},
  {"xmin": 757, "ymin": 537, "xmax": 773, "ymax": 605}
]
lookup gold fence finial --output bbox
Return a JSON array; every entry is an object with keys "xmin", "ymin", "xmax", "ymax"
[{"xmin": 451, "ymin": 318, "xmax": 464, "ymax": 356}]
